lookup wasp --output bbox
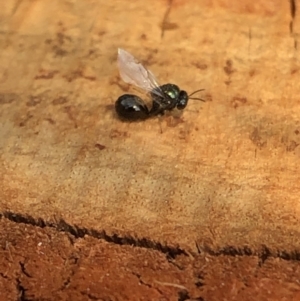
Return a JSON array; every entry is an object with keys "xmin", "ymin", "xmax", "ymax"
[{"xmin": 115, "ymin": 48, "xmax": 205, "ymax": 121}]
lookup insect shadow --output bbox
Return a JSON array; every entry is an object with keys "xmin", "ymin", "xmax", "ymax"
[{"xmin": 115, "ymin": 48, "xmax": 205, "ymax": 122}]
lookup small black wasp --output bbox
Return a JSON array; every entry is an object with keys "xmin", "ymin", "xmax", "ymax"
[{"xmin": 115, "ymin": 48, "xmax": 205, "ymax": 121}]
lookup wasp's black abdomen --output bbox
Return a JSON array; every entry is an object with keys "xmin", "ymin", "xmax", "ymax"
[{"xmin": 115, "ymin": 94, "xmax": 149, "ymax": 120}]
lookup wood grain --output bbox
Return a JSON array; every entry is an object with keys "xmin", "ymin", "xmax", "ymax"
[{"xmin": 1, "ymin": 0, "xmax": 300, "ymax": 258}]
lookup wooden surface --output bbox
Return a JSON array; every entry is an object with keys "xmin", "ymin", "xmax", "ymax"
[
  {"xmin": 1, "ymin": 0, "xmax": 300, "ymax": 299},
  {"xmin": 2, "ymin": 219, "xmax": 300, "ymax": 301}
]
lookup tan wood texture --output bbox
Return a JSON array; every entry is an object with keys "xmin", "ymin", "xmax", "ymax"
[{"xmin": 1, "ymin": 0, "xmax": 300, "ymax": 259}]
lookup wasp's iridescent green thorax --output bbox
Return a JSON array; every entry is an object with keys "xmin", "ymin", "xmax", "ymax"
[
  {"xmin": 160, "ymin": 84, "xmax": 180, "ymax": 100},
  {"xmin": 149, "ymin": 83, "xmax": 189, "ymax": 115}
]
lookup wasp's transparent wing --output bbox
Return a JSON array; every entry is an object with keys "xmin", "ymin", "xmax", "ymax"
[{"xmin": 117, "ymin": 48, "xmax": 164, "ymax": 97}]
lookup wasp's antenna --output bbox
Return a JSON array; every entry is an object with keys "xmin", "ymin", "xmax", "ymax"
[
  {"xmin": 190, "ymin": 97, "xmax": 205, "ymax": 102},
  {"xmin": 189, "ymin": 89, "xmax": 205, "ymax": 102},
  {"xmin": 189, "ymin": 89, "xmax": 205, "ymax": 97}
]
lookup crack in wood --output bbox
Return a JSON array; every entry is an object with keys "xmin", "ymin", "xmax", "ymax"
[
  {"xmin": 289, "ymin": 0, "xmax": 297, "ymax": 49},
  {"xmin": 1, "ymin": 211, "xmax": 187, "ymax": 259},
  {"xmin": 161, "ymin": 0, "xmax": 174, "ymax": 39},
  {"xmin": 3, "ymin": 211, "xmax": 300, "ymax": 263},
  {"xmin": 16, "ymin": 277, "xmax": 26, "ymax": 301}
]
